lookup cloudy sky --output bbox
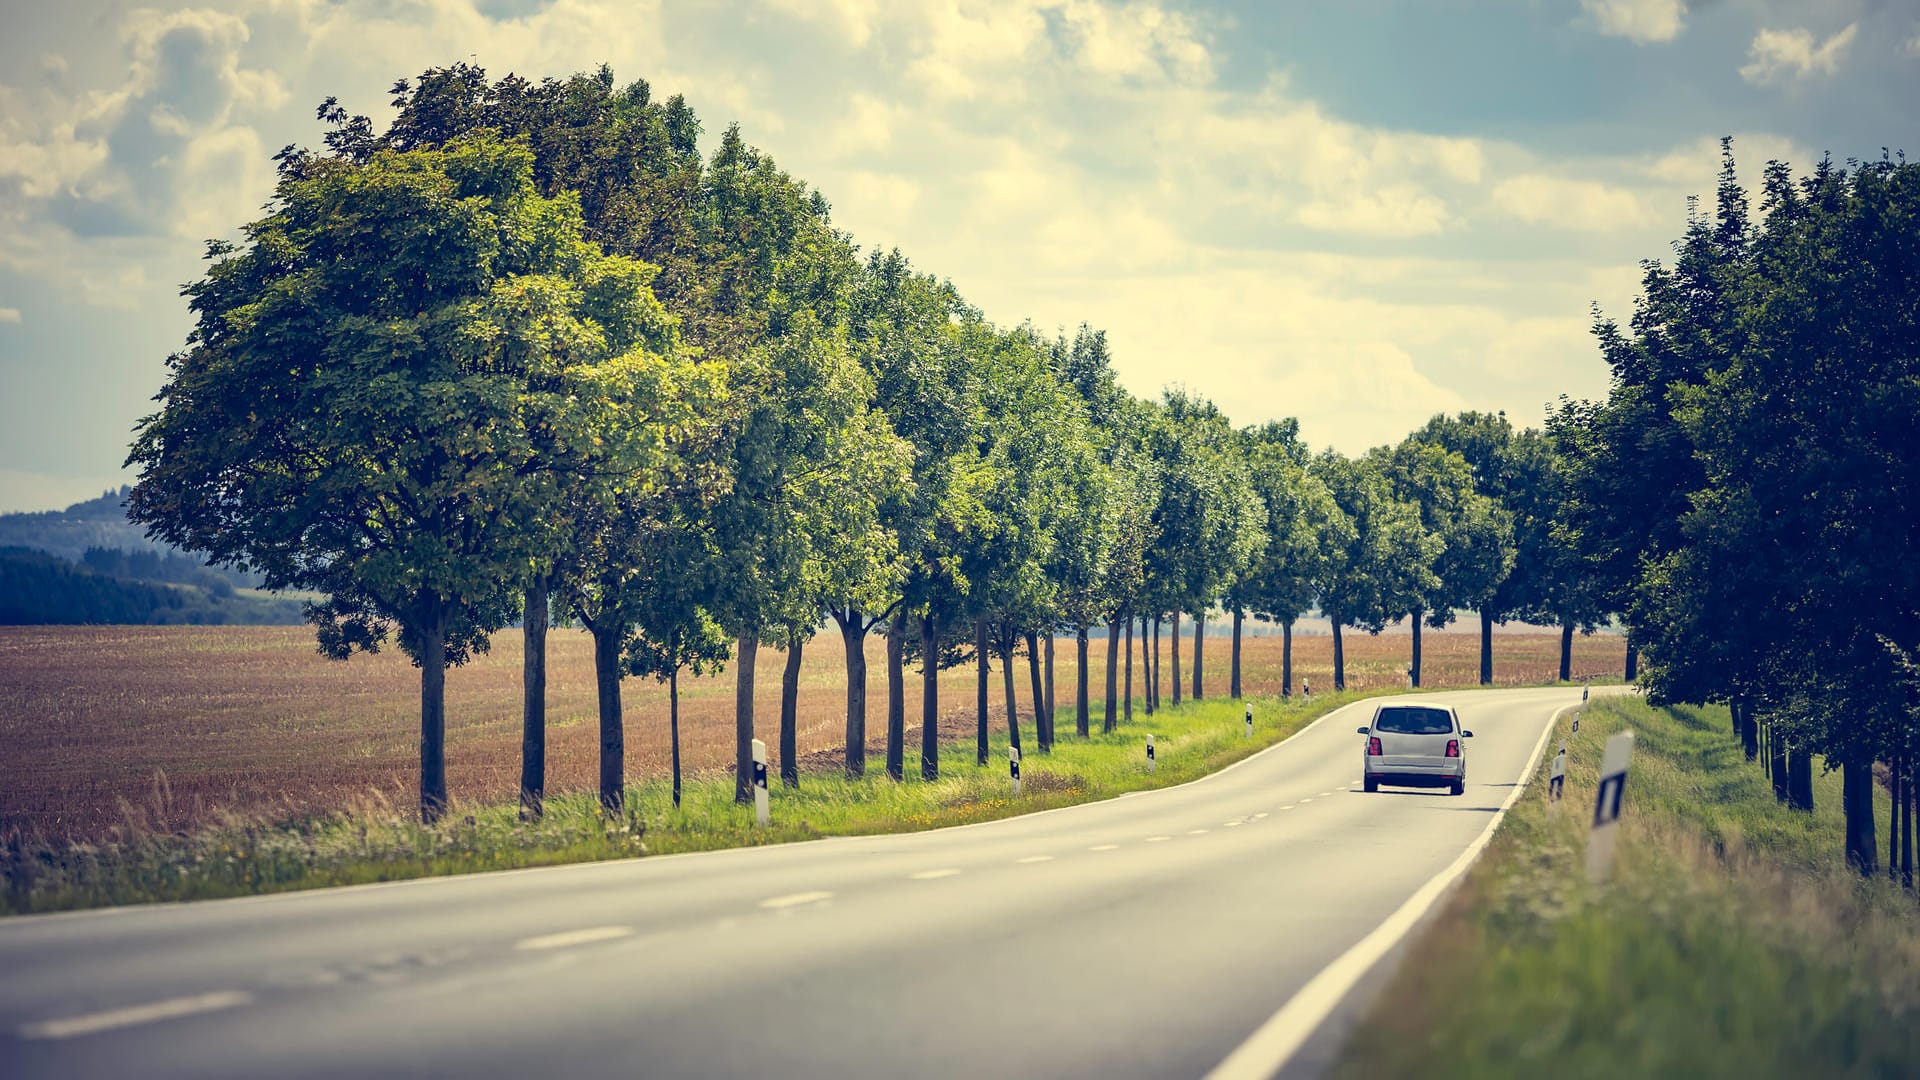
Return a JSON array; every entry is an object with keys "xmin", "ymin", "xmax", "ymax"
[{"xmin": 1, "ymin": 0, "xmax": 1915, "ymax": 512}]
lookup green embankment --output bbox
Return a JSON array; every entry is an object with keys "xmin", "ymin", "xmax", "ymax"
[
  {"xmin": 6, "ymin": 688, "xmax": 1371, "ymax": 915},
  {"xmin": 1335, "ymin": 696, "xmax": 1920, "ymax": 1080}
]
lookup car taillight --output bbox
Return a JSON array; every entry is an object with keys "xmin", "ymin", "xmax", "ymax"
[
  {"xmin": 1367, "ymin": 737, "xmax": 1383, "ymax": 756},
  {"xmin": 1445, "ymin": 739, "xmax": 1460, "ymax": 757}
]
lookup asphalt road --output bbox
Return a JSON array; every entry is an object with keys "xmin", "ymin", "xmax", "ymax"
[{"xmin": 1, "ymin": 686, "xmax": 1582, "ymax": 1079}]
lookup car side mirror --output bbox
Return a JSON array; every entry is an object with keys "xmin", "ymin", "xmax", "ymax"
[
  {"xmin": 1356, "ymin": 726, "xmax": 1370, "ymax": 735},
  {"xmin": 1462, "ymin": 730, "xmax": 1474, "ymax": 738}
]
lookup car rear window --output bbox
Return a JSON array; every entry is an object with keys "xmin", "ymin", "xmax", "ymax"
[{"xmin": 1373, "ymin": 707, "xmax": 1454, "ymax": 735}]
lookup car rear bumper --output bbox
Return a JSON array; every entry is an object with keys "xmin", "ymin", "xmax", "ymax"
[{"xmin": 1365, "ymin": 758, "xmax": 1464, "ymax": 787}]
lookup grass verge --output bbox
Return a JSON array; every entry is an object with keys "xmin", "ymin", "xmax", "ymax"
[
  {"xmin": 1332, "ymin": 695, "xmax": 1920, "ymax": 1080},
  {"xmin": 6, "ymin": 687, "xmax": 1397, "ymax": 915}
]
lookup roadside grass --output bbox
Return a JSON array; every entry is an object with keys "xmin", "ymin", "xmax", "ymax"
[
  {"xmin": 6, "ymin": 687, "xmax": 1398, "ymax": 915},
  {"xmin": 1333, "ymin": 695, "xmax": 1920, "ymax": 1080}
]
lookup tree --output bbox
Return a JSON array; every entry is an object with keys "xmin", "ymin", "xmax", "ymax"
[
  {"xmin": 1235, "ymin": 422, "xmax": 1342, "ymax": 698},
  {"xmin": 1376, "ymin": 437, "xmax": 1512, "ymax": 688},
  {"xmin": 128, "ymin": 134, "xmax": 707, "ymax": 821},
  {"xmin": 1310, "ymin": 452, "xmax": 1437, "ymax": 690}
]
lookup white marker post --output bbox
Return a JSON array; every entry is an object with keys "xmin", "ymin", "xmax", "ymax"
[
  {"xmin": 751, "ymin": 738, "xmax": 770, "ymax": 827},
  {"xmin": 1009, "ymin": 745, "xmax": 1022, "ymax": 797},
  {"xmin": 1146, "ymin": 734, "xmax": 1156, "ymax": 774},
  {"xmin": 1582, "ymin": 684, "xmax": 1590, "ymax": 703},
  {"xmin": 1549, "ymin": 743, "xmax": 1567, "ymax": 802},
  {"xmin": 1245, "ymin": 703, "xmax": 1253, "ymax": 738},
  {"xmin": 1586, "ymin": 730, "xmax": 1634, "ymax": 883}
]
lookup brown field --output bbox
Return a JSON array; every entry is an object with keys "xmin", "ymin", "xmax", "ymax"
[{"xmin": 0, "ymin": 622, "xmax": 1623, "ymax": 839}]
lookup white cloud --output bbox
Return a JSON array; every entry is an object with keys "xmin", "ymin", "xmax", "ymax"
[
  {"xmin": 1740, "ymin": 24, "xmax": 1858, "ymax": 85},
  {"xmin": 0, "ymin": 308, "xmax": 20, "ymax": 323},
  {"xmin": 1492, "ymin": 174, "xmax": 1649, "ymax": 232},
  {"xmin": 1580, "ymin": 0, "xmax": 1686, "ymax": 44},
  {"xmin": 1903, "ymin": 32, "xmax": 1920, "ymax": 58}
]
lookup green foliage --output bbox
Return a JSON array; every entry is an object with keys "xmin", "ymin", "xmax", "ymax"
[{"xmin": 1310, "ymin": 450, "xmax": 1438, "ymax": 633}]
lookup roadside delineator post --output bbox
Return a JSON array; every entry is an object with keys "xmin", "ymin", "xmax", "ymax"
[
  {"xmin": 1586, "ymin": 730, "xmax": 1634, "ymax": 883},
  {"xmin": 1146, "ymin": 734, "xmax": 1156, "ymax": 774},
  {"xmin": 1549, "ymin": 742, "xmax": 1567, "ymax": 802},
  {"xmin": 751, "ymin": 738, "xmax": 770, "ymax": 827},
  {"xmin": 1009, "ymin": 745, "xmax": 1022, "ymax": 797},
  {"xmin": 1244, "ymin": 703, "xmax": 1253, "ymax": 738}
]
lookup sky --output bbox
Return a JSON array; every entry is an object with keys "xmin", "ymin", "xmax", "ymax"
[{"xmin": 0, "ymin": 0, "xmax": 1915, "ymax": 512}]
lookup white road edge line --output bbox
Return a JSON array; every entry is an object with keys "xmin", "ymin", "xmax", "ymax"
[
  {"xmin": 758, "ymin": 891, "xmax": 833, "ymax": 910},
  {"xmin": 515, "ymin": 925, "xmax": 635, "ymax": 951},
  {"xmin": 1203, "ymin": 700, "xmax": 1573, "ymax": 1080},
  {"xmin": 19, "ymin": 990, "xmax": 254, "ymax": 1040}
]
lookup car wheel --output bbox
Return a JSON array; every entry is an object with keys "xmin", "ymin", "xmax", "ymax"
[
  {"xmin": 1449, "ymin": 779, "xmax": 1465, "ymax": 797},
  {"xmin": 1363, "ymin": 776, "xmax": 1379, "ymax": 793}
]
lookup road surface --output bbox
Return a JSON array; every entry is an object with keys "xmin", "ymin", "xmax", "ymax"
[{"xmin": 2, "ymin": 686, "xmax": 1583, "ymax": 1079}]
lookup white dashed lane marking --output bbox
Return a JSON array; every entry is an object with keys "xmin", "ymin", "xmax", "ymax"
[
  {"xmin": 1187, "ymin": 829, "xmax": 1210, "ymax": 835},
  {"xmin": 19, "ymin": 991, "xmax": 254, "ymax": 1040},
  {"xmin": 759, "ymin": 891, "xmax": 834, "ymax": 910},
  {"xmin": 1224, "ymin": 821, "xmax": 1243, "ymax": 827},
  {"xmin": 1016, "ymin": 855, "xmax": 1055, "ymax": 864},
  {"xmin": 516, "ymin": 926, "xmax": 635, "ymax": 951},
  {"xmin": 1145, "ymin": 835, "xmax": 1171, "ymax": 842},
  {"xmin": 910, "ymin": 868, "xmax": 961, "ymax": 880},
  {"xmin": 1088, "ymin": 844, "xmax": 1120, "ymax": 851}
]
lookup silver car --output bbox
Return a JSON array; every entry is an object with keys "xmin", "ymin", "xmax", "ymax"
[{"xmin": 1357, "ymin": 703, "xmax": 1472, "ymax": 795}]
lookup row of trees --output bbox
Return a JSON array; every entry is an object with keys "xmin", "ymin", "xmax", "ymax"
[
  {"xmin": 1553, "ymin": 140, "xmax": 1919, "ymax": 879},
  {"xmin": 128, "ymin": 65, "xmax": 1611, "ymax": 823}
]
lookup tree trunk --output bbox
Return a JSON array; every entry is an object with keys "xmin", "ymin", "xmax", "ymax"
[
  {"xmin": 1881, "ymin": 753, "xmax": 1896, "ymax": 880},
  {"xmin": 1478, "ymin": 608, "xmax": 1494, "ymax": 685},
  {"xmin": 1001, "ymin": 633, "xmax": 1021, "ymax": 753},
  {"xmin": 1845, "ymin": 758, "xmax": 1877, "ymax": 877},
  {"xmin": 592, "ymin": 620, "xmax": 623, "ymax": 815},
  {"xmin": 519, "ymin": 580, "xmax": 547, "ymax": 820},
  {"xmin": 836, "ymin": 611, "xmax": 867, "ymax": 780},
  {"xmin": 1077, "ymin": 626, "xmax": 1091, "ymax": 738},
  {"xmin": 921, "ymin": 613, "xmax": 940, "ymax": 781},
  {"xmin": 1151, "ymin": 617, "xmax": 1161, "ymax": 711},
  {"xmin": 1789, "ymin": 744, "xmax": 1814, "ymax": 812},
  {"xmin": 1103, "ymin": 619, "xmax": 1119, "ymax": 734},
  {"xmin": 780, "ymin": 634, "xmax": 802, "ymax": 788},
  {"xmin": 670, "ymin": 664, "xmax": 682, "ymax": 808},
  {"xmin": 1331, "ymin": 615, "xmax": 1346, "ymax": 691},
  {"xmin": 1558, "ymin": 620, "xmax": 1573, "ymax": 683},
  {"xmin": 1192, "ymin": 610, "xmax": 1205, "ymax": 701},
  {"xmin": 976, "ymin": 615, "xmax": 990, "ymax": 766},
  {"xmin": 886, "ymin": 609, "xmax": 907, "ymax": 782},
  {"xmin": 1171, "ymin": 609, "xmax": 1183, "ymax": 707},
  {"xmin": 1026, "ymin": 630, "xmax": 1048, "ymax": 753},
  {"xmin": 1124, "ymin": 618, "xmax": 1134, "ymax": 723},
  {"xmin": 1739, "ymin": 699, "xmax": 1758, "ymax": 761},
  {"xmin": 419, "ymin": 609, "xmax": 450, "ymax": 823},
  {"xmin": 735, "ymin": 630, "xmax": 758, "ymax": 805},
  {"xmin": 1903, "ymin": 760, "xmax": 1914, "ymax": 888},
  {"xmin": 1230, "ymin": 608, "xmax": 1243, "ymax": 699},
  {"xmin": 1770, "ymin": 725, "xmax": 1789, "ymax": 803},
  {"xmin": 1624, "ymin": 634, "xmax": 1639, "ymax": 682},
  {"xmin": 1410, "ymin": 609, "xmax": 1423, "ymax": 689},
  {"xmin": 1282, "ymin": 619, "xmax": 1293, "ymax": 696},
  {"xmin": 1045, "ymin": 634, "xmax": 1056, "ymax": 739}
]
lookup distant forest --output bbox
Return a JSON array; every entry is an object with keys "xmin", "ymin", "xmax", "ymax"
[{"xmin": 0, "ymin": 489, "xmax": 298, "ymax": 625}]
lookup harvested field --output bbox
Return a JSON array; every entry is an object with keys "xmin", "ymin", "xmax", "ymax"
[{"xmin": 0, "ymin": 622, "xmax": 1623, "ymax": 839}]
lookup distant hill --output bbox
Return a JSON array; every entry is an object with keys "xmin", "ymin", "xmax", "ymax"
[
  {"xmin": 0, "ymin": 490, "xmax": 303, "ymax": 625},
  {"xmin": 0, "ymin": 547, "xmax": 306, "ymax": 626},
  {"xmin": 0, "ymin": 487, "xmax": 259, "ymax": 588}
]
